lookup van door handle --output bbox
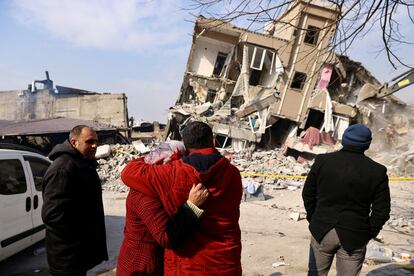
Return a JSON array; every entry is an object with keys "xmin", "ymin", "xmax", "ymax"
[
  {"xmin": 26, "ymin": 197, "xmax": 31, "ymax": 212},
  {"xmin": 33, "ymin": 195, "xmax": 39, "ymax": 209}
]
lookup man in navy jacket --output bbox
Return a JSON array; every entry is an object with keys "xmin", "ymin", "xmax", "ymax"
[{"xmin": 302, "ymin": 124, "xmax": 390, "ymax": 276}]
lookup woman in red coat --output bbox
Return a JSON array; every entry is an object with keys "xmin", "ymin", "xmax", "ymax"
[
  {"xmin": 121, "ymin": 122, "xmax": 243, "ymax": 275},
  {"xmin": 117, "ymin": 141, "xmax": 208, "ymax": 276}
]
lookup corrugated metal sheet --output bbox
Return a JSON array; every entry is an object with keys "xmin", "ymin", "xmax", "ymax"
[
  {"xmin": 0, "ymin": 117, "xmax": 115, "ymax": 136},
  {"xmin": 55, "ymin": 85, "xmax": 99, "ymax": 95},
  {"xmin": 0, "ymin": 120, "xmax": 15, "ymax": 128}
]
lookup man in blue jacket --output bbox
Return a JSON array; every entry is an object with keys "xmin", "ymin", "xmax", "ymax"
[{"xmin": 302, "ymin": 124, "xmax": 390, "ymax": 276}]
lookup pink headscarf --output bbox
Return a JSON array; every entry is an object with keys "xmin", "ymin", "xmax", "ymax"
[{"xmin": 144, "ymin": 140, "xmax": 187, "ymax": 164}]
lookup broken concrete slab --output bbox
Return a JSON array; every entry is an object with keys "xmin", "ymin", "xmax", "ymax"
[
  {"xmin": 97, "ymin": 144, "xmax": 139, "ymax": 193},
  {"xmin": 195, "ymin": 102, "xmax": 213, "ymax": 115},
  {"xmin": 132, "ymin": 140, "xmax": 150, "ymax": 154},
  {"xmin": 213, "ymin": 123, "xmax": 262, "ymax": 142},
  {"xmin": 235, "ymin": 91, "xmax": 278, "ymax": 118},
  {"xmin": 288, "ymin": 212, "xmax": 306, "ymax": 221},
  {"xmin": 96, "ymin": 144, "xmax": 112, "ymax": 159}
]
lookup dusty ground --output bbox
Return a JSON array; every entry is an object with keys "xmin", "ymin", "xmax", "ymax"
[
  {"xmin": 97, "ymin": 180, "xmax": 413, "ymax": 276},
  {"xmin": 238, "ymin": 181, "xmax": 413, "ymax": 275},
  {"xmin": 0, "ymin": 181, "xmax": 412, "ymax": 276}
]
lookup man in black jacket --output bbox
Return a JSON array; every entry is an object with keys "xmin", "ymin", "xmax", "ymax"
[
  {"xmin": 302, "ymin": 124, "xmax": 390, "ymax": 276},
  {"xmin": 42, "ymin": 125, "xmax": 108, "ymax": 275}
]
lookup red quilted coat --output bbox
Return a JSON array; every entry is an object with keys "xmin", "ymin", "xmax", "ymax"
[
  {"xmin": 121, "ymin": 148, "xmax": 242, "ymax": 275},
  {"xmin": 116, "ymin": 190, "xmax": 168, "ymax": 275}
]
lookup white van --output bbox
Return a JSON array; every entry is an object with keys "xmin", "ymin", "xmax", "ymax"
[{"xmin": 0, "ymin": 149, "xmax": 51, "ymax": 261}]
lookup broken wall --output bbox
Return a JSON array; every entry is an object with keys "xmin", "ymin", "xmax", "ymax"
[
  {"xmin": 267, "ymin": 2, "xmax": 302, "ymax": 41},
  {"xmin": 0, "ymin": 89, "xmax": 129, "ymax": 128},
  {"xmin": 189, "ymin": 36, "xmax": 234, "ymax": 77}
]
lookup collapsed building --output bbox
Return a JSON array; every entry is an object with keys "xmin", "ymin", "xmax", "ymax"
[
  {"xmin": 165, "ymin": 0, "xmax": 413, "ymax": 160},
  {"xmin": 0, "ymin": 71, "xmax": 129, "ymax": 135}
]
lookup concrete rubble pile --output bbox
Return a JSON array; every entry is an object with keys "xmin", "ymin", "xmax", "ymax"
[
  {"xmin": 370, "ymin": 143, "xmax": 414, "ymax": 177},
  {"xmin": 367, "ymin": 105, "xmax": 414, "ymax": 176},
  {"xmin": 95, "ymin": 141, "xmax": 311, "ymax": 193},
  {"xmin": 231, "ymin": 148, "xmax": 310, "ymax": 181},
  {"xmin": 96, "ymin": 144, "xmax": 143, "ymax": 193},
  {"xmin": 229, "ymin": 148, "xmax": 310, "ymax": 203}
]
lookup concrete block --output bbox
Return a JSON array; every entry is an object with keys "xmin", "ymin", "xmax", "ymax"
[
  {"xmin": 132, "ymin": 140, "xmax": 150, "ymax": 154},
  {"xmin": 95, "ymin": 145, "xmax": 112, "ymax": 159}
]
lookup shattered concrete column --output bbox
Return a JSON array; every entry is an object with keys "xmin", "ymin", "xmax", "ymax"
[
  {"xmin": 232, "ymin": 44, "xmax": 250, "ymax": 103},
  {"xmin": 220, "ymin": 45, "xmax": 236, "ymax": 80},
  {"xmin": 189, "ymin": 77, "xmax": 208, "ymax": 103}
]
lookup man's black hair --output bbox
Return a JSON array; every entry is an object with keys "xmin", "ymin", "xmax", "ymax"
[{"xmin": 181, "ymin": 121, "xmax": 213, "ymax": 150}]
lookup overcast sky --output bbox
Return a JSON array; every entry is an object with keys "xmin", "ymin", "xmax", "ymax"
[{"xmin": 0, "ymin": 0, "xmax": 413, "ymax": 123}]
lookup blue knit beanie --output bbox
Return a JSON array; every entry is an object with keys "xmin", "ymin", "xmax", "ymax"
[{"xmin": 341, "ymin": 124, "xmax": 372, "ymax": 150}]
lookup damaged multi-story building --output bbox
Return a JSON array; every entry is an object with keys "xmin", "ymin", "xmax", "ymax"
[
  {"xmin": 0, "ymin": 71, "xmax": 129, "ymax": 132},
  {"xmin": 0, "ymin": 71, "xmax": 131, "ymax": 153},
  {"xmin": 165, "ymin": 0, "xmax": 413, "ymax": 158}
]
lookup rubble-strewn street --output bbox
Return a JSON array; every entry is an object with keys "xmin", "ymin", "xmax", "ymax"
[
  {"xmin": 96, "ymin": 179, "xmax": 413, "ymax": 276},
  {"xmin": 237, "ymin": 180, "xmax": 413, "ymax": 275},
  {"xmin": 91, "ymin": 144, "xmax": 414, "ymax": 275},
  {"xmin": 0, "ymin": 151, "xmax": 411, "ymax": 275}
]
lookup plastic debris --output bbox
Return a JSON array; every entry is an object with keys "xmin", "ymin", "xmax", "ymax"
[{"xmin": 272, "ymin": 261, "xmax": 289, "ymax": 267}]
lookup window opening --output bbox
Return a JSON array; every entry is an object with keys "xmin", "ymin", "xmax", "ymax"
[
  {"xmin": 304, "ymin": 109, "xmax": 324, "ymax": 130},
  {"xmin": 215, "ymin": 135, "xmax": 232, "ymax": 148},
  {"xmin": 213, "ymin": 52, "xmax": 228, "ymax": 76},
  {"xmin": 206, "ymin": 89, "xmax": 217, "ymax": 103},
  {"xmin": 290, "ymin": 72, "xmax": 307, "ymax": 90},
  {"xmin": 249, "ymin": 69, "xmax": 262, "ymax": 86},
  {"xmin": 304, "ymin": 25, "xmax": 319, "ymax": 45}
]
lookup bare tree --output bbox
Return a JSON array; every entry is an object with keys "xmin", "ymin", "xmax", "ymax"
[{"xmin": 186, "ymin": 0, "xmax": 414, "ymax": 69}]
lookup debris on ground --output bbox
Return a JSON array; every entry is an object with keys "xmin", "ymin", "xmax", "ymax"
[
  {"xmin": 96, "ymin": 143, "xmax": 310, "ymax": 193},
  {"xmin": 242, "ymin": 179, "xmax": 265, "ymax": 201},
  {"xmin": 97, "ymin": 144, "xmax": 142, "ymax": 193},
  {"xmin": 365, "ymin": 244, "xmax": 394, "ymax": 264},
  {"xmin": 289, "ymin": 212, "xmax": 306, "ymax": 222},
  {"xmin": 387, "ymin": 215, "xmax": 414, "ymax": 232},
  {"xmin": 231, "ymin": 148, "xmax": 311, "ymax": 179},
  {"xmin": 96, "ymin": 145, "xmax": 112, "ymax": 159},
  {"xmin": 272, "ymin": 261, "xmax": 289, "ymax": 268}
]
